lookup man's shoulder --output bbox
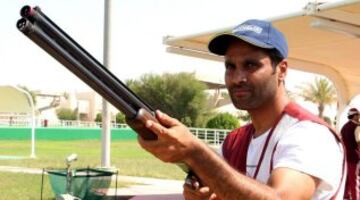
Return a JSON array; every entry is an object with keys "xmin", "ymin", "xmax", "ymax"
[
  {"xmin": 283, "ymin": 120, "xmax": 338, "ymax": 144},
  {"xmin": 341, "ymin": 121, "xmax": 357, "ymax": 133},
  {"xmin": 287, "ymin": 120, "xmax": 330, "ymax": 131},
  {"xmin": 230, "ymin": 123, "xmax": 253, "ymax": 135},
  {"xmin": 224, "ymin": 124, "xmax": 254, "ymax": 144}
]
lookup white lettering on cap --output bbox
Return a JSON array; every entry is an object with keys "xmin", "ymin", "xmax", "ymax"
[{"xmin": 233, "ymin": 24, "xmax": 262, "ymax": 34}]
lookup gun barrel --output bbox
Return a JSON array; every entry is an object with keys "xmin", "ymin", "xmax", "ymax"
[
  {"xmin": 20, "ymin": 5, "xmax": 33, "ymax": 19},
  {"xmin": 16, "ymin": 4, "xmax": 201, "ymax": 180},
  {"xmin": 17, "ymin": 18, "xmax": 138, "ymax": 117},
  {"xmin": 21, "ymin": 5, "xmax": 154, "ymax": 117},
  {"xmin": 17, "ymin": 6, "xmax": 159, "ymax": 140}
]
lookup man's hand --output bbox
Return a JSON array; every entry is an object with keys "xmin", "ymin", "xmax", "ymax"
[
  {"xmin": 183, "ymin": 183, "xmax": 218, "ymax": 200},
  {"xmin": 138, "ymin": 110, "xmax": 199, "ymax": 163}
]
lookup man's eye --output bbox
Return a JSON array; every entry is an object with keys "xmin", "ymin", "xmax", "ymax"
[
  {"xmin": 244, "ymin": 61, "xmax": 259, "ymax": 70},
  {"xmin": 225, "ymin": 63, "xmax": 235, "ymax": 70}
]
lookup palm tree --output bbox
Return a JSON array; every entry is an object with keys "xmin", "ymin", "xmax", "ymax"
[{"xmin": 297, "ymin": 77, "xmax": 337, "ymax": 118}]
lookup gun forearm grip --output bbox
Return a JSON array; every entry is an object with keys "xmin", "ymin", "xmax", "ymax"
[
  {"xmin": 126, "ymin": 108, "xmax": 158, "ymax": 140},
  {"xmin": 185, "ymin": 170, "xmax": 203, "ymax": 190}
]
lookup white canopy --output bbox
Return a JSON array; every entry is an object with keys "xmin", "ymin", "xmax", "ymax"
[
  {"xmin": 0, "ymin": 86, "xmax": 33, "ymax": 113},
  {"xmin": 0, "ymin": 85, "xmax": 36, "ymax": 158},
  {"xmin": 163, "ymin": 0, "xmax": 360, "ymax": 128}
]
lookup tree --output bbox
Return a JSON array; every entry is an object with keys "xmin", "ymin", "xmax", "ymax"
[
  {"xmin": 206, "ymin": 112, "xmax": 240, "ymax": 130},
  {"xmin": 126, "ymin": 72, "xmax": 209, "ymax": 127},
  {"xmin": 238, "ymin": 111, "xmax": 251, "ymax": 123},
  {"xmin": 297, "ymin": 77, "xmax": 337, "ymax": 118},
  {"xmin": 95, "ymin": 112, "xmax": 125, "ymax": 124},
  {"xmin": 115, "ymin": 112, "xmax": 126, "ymax": 124},
  {"xmin": 56, "ymin": 108, "xmax": 77, "ymax": 120},
  {"xmin": 95, "ymin": 113, "xmax": 102, "ymax": 122}
]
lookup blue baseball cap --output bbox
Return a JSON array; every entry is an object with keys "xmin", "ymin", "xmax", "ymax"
[{"xmin": 208, "ymin": 19, "xmax": 288, "ymax": 59}]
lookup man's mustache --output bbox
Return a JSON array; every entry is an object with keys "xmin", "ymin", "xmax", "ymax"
[{"xmin": 228, "ymin": 84, "xmax": 252, "ymax": 92}]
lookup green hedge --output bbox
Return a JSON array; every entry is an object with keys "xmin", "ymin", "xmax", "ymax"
[{"xmin": 206, "ymin": 112, "xmax": 240, "ymax": 130}]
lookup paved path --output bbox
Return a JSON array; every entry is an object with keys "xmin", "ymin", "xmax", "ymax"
[
  {"xmin": 0, "ymin": 165, "xmax": 43, "ymax": 174},
  {"xmin": 106, "ymin": 175, "xmax": 184, "ymax": 199},
  {"xmin": 106, "ymin": 194, "xmax": 183, "ymax": 200}
]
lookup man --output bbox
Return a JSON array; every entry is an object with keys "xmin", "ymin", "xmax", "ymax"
[
  {"xmin": 138, "ymin": 19, "xmax": 345, "ymax": 200},
  {"xmin": 341, "ymin": 108, "xmax": 360, "ymax": 200}
]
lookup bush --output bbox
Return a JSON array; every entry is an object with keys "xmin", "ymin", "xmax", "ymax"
[
  {"xmin": 115, "ymin": 112, "xmax": 126, "ymax": 124},
  {"xmin": 95, "ymin": 112, "xmax": 126, "ymax": 124},
  {"xmin": 206, "ymin": 113, "xmax": 240, "ymax": 130},
  {"xmin": 95, "ymin": 113, "xmax": 102, "ymax": 122},
  {"xmin": 56, "ymin": 108, "xmax": 77, "ymax": 120},
  {"xmin": 238, "ymin": 111, "xmax": 251, "ymax": 123},
  {"xmin": 126, "ymin": 72, "xmax": 209, "ymax": 127}
]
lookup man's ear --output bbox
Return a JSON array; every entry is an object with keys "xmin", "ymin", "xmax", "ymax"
[{"xmin": 277, "ymin": 59, "xmax": 288, "ymax": 82}]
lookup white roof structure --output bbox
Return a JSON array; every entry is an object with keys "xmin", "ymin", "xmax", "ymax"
[
  {"xmin": 0, "ymin": 86, "xmax": 33, "ymax": 113},
  {"xmin": 0, "ymin": 85, "xmax": 36, "ymax": 158},
  {"xmin": 163, "ymin": 0, "xmax": 360, "ymax": 128}
]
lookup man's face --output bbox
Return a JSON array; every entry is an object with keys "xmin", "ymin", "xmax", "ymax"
[
  {"xmin": 224, "ymin": 40, "xmax": 282, "ymax": 110},
  {"xmin": 354, "ymin": 114, "xmax": 360, "ymax": 122}
]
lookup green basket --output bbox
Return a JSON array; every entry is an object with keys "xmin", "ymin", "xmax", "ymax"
[{"xmin": 46, "ymin": 168, "xmax": 116, "ymax": 200}]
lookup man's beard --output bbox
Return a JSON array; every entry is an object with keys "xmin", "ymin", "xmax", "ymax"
[
  {"xmin": 228, "ymin": 81, "xmax": 276, "ymax": 110},
  {"xmin": 228, "ymin": 84, "xmax": 258, "ymax": 110}
]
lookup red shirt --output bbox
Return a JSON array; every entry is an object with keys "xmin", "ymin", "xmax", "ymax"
[{"xmin": 341, "ymin": 120, "xmax": 359, "ymax": 163}]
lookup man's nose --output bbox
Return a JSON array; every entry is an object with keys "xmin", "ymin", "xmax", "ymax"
[{"xmin": 231, "ymin": 68, "xmax": 248, "ymax": 84}]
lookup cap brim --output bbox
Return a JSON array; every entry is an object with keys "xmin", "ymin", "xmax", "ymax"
[
  {"xmin": 348, "ymin": 111, "xmax": 359, "ymax": 116},
  {"xmin": 208, "ymin": 33, "xmax": 273, "ymax": 56}
]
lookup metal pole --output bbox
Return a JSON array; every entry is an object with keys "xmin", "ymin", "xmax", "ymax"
[
  {"xmin": 30, "ymin": 100, "xmax": 36, "ymax": 158},
  {"xmin": 13, "ymin": 86, "xmax": 36, "ymax": 158},
  {"xmin": 101, "ymin": 0, "xmax": 112, "ymax": 167}
]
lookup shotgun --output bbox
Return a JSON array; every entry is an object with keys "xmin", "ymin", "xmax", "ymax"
[
  {"xmin": 17, "ymin": 5, "xmax": 158, "ymax": 140},
  {"xmin": 17, "ymin": 5, "xmax": 200, "ymax": 188}
]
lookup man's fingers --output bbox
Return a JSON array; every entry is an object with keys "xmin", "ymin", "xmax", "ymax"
[
  {"xmin": 155, "ymin": 110, "xmax": 180, "ymax": 127},
  {"xmin": 137, "ymin": 135, "xmax": 158, "ymax": 149},
  {"xmin": 184, "ymin": 174, "xmax": 200, "ymax": 190},
  {"xmin": 138, "ymin": 136, "xmax": 171, "ymax": 161},
  {"xmin": 183, "ymin": 184, "xmax": 212, "ymax": 199},
  {"xmin": 198, "ymin": 187, "xmax": 210, "ymax": 193},
  {"xmin": 209, "ymin": 193, "xmax": 219, "ymax": 200},
  {"xmin": 145, "ymin": 110, "xmax": 180, "ymax": 138},
  {"xmin": 145, "ymin": 119, "xmax": 168, "ymax": 137}
]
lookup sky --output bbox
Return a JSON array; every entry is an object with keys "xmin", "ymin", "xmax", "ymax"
[
  {"xmin": 1, "ymin": 0, "xmax": 351, "ymax": 121},
  {"xmin": 0, "ymin": 0, "xmax": 318, "ymax": 92}
]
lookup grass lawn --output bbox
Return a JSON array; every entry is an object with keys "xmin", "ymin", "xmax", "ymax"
[
  {"xmin": 0, "ymin": 171, "xmax": 134, "ymax": 200},
  {"xmin": 0, "ymin": 172, "xmax": 53, "ymax": 200},
  {"xmin": 0, "ymin": 140, "xmax": 187, "ymax": 199}
]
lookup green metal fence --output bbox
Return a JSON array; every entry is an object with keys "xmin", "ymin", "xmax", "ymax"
[
  {"xmin": 0, "ymin": 127, "xmax": 137, "ymax": 140},
  {"xmin": 0, "ymin": 126, "xmax": 230, "ymax": 146}
]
